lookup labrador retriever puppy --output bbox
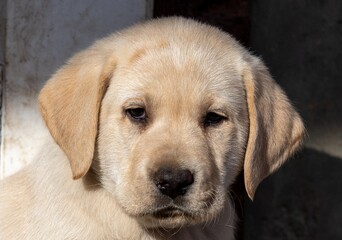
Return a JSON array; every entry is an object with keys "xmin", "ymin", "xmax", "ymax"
[{"xmin": 0, "ymin": 17, "xmax": 304, "ymax": 239}]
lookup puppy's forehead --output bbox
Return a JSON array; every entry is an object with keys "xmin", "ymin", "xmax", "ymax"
[
  {"xmin": 106, "ymin": 19, "xmax": 249, "ymax": 115},
  {"xmin": 114, "ymin": 42, "xmax": 244, "ymax": 107}
]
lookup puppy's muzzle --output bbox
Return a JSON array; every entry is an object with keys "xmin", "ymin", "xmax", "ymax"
[{"xmin": 153, "ymin": 167, "xmax": 194, "ymax": 199}]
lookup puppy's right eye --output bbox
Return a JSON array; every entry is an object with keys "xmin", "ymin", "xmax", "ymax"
[
  {"xmin": 126, "ymin": 108, "xmax": 146, "ymax": 122},
  {"xmin": 204, "ymin": 112, "xmax": 226, "ymax": 127}
]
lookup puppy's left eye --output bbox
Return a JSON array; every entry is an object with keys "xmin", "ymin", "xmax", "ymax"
[
  {"xmin": 204, "ymin": 112, "xmax": 226, "ymax": 126},
  {"xmin": 126, "ymin": 108, "xmax": 146, "ymax": 122}
]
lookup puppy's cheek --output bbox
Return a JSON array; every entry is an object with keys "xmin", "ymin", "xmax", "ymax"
[
  {"xmin": 111, "ymin": 158, "xmax": 156, "ymax": 214},
  {"xmin": 97, "ymin": 121, "xmax": 154, "ymax": 214},
  {"xmin": 210, "ymin": 125, "xmax": 244, "ymax": 188},
  {"xmin": 97, "ymin": 123, "xmax": 131, "ymax": 191}
]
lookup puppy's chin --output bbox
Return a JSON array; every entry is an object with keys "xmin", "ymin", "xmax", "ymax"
[{"xmin": 130, "ymin": 193, "xmax": 227, "ymax": 229}]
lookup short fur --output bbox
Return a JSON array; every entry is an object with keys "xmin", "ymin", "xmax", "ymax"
[{"xmin": 0, "ymin": 17, "xmax": 304, "ymax": 240}]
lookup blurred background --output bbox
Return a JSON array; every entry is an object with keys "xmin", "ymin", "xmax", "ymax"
[{"xmin": 0, "ymin": 0, "xmax": 341, "ymax": 239}]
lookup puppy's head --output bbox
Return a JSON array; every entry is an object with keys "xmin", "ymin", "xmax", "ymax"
[{"xmin": 39, "ymin": 18, "xmax": 304, "ymax": 229}]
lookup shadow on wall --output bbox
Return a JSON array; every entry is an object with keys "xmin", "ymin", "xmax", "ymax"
[{"xmin": 244, "ymin": 148, "xmax": 342, "ymax": 240}]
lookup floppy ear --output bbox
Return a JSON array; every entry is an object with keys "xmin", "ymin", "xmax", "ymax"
[
  {"xmin": 242, "ymin": 56, "xmax": 305, "ymax": 200},
  {"xmin": 39, "ymin": 44, "xmax": 116, "ymax": 179}
]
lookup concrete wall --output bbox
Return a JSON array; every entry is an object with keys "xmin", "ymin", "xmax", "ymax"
[
  {"xmin": 1, "ymin": 0, "xmax": 151, "ymax": 178},
  {"xmin": 244, "ymin": 1, "xmax": 342, "ymax": 239},
  {"xmin": 0, "ymin": 1, "xmax": 5, "ymax": 137}
]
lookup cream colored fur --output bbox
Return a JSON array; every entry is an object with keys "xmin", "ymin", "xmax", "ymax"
[{"xmin": 0, "ymin": 17, "xmax": 304, "ymax": 240}]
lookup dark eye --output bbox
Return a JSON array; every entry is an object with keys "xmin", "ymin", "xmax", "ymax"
[
  {"xmin": 204, "ymin": 112, "xmax": 226, "ymax": 126},
  {"xmin": 126, "ymin": 108, "xmax": 146, "ymax": 121}
]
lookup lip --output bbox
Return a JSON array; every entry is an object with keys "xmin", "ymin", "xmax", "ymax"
[
  {"xmin": 151, "ymin": 206, "xmax": 193, "ymax": 219},
  {"xmin": 153, "ymin": 207, "xmax": 181, "ymax": 219}
]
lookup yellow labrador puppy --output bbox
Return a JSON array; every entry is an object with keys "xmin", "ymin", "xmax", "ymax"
[{"xmin": 0, "ymin": 17, "xmax": 304, "ymax": 239}]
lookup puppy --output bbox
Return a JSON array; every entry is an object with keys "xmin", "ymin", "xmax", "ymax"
[{"xmin": 0, "ymin": 17, "xmax": 304, "ymax": 239}]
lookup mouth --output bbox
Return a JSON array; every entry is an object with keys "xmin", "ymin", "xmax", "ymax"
[
  {"xmin": 151, "ymin": 206, "xmax": 193, "ymax": 219},
  {"xmin": 136, "ymin": 205, "xmax": 198, "ymax": 229}
]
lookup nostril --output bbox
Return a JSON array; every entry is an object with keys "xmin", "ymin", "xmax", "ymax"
[
  {"xmin": 154, "ymin": 167, "xmax": 194, "ymax": 199},
  {"xmin": 177, "ymin": 169, "xmax": 194, "ymax": 189}
]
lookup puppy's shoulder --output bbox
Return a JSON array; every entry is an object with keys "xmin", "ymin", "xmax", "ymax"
[{"xmin": 0, "ymin": 168, "xmax": 34, "ymax": 238}]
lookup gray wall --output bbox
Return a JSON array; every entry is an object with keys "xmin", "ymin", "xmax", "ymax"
[
  {"xmin": 0, "ymin": 0, "xmax": 5, "ymax": 123},
  {"xmin": 244, "ymin": 1, "xmax": 342, "ymax": 239}
]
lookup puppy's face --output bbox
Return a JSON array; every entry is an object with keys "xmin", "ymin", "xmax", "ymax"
[
  {"xmin": 97, "ymin": 42, "xmax": 248, "ymax": 228},
  {"xmin": 39, "ymin": 18, "xmax": 304, "ymax": 230}
]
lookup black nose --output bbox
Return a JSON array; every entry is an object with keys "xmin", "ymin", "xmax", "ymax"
[{"xmin": 154, "ymin": 167, "xmax": 194, "ymax": 199}]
